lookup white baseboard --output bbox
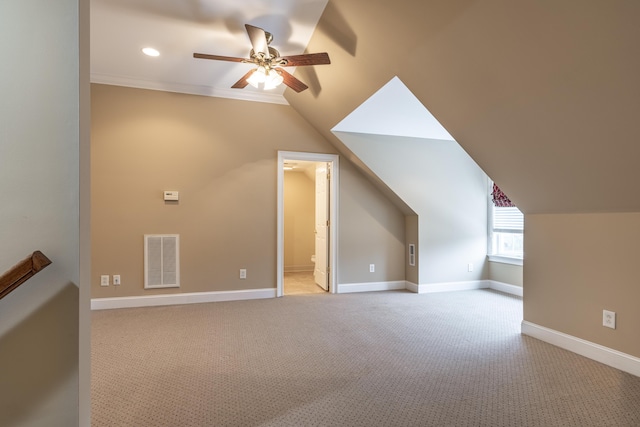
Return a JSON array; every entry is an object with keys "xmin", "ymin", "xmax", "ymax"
[
  {"xmin": 91, "ymin": 288, "xmax": 277, "ymax": 310},
  {"xmin": 488, "ymin": 280, "xmax": 523, "ymax": 297},
  {"xmin": 417, "ymin": 280, "xmax": 488, "ymax": 294},
  {"xmin": 405, "ymin": 281, "xmax": 419, "ymax": 293},
  {"xmin": 337, "ymin": 280, "xmax": 521, "ymax": 296},
  {"xmin": 414, "ymin": 280, "xmax": 522, "ymax": 297},
  {"xmin": 91, "ymin": 280, "xmax": 523, "ymax": 310},
  {"xmin": 338, "ymin": 281, "xmax": 407, "ymax": 294},
  {"xmin": 522, "ymin": 321, "xmax": 640, "ymax": 378}
]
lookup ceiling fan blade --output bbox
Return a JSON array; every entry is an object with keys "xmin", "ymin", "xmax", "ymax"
[
  {"xmin": 277, "ymin": 68, "xmax": 308, "ymax": 93},
  {"xmin": 231, "ymin": 69, "xmax": 256, "ymax": 89},
  {"xmin": 193, "ymin": 53, "xmax": 246, "ymax": 63},
  {"xmin": 279, "ymin": 52, "xmax": 331, "ymax": 67},
  {"xmin": 245, "ymin": 24, "xmax": 271, "ymax": 58}
]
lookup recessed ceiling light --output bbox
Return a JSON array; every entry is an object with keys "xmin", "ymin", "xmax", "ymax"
[{"xmin": 142, "ymin": 47, "xmax": 160, "ymax": 57}]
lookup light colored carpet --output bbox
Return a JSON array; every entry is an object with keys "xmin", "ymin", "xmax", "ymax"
[
  {"xmin": 284, "ymin": 271, "xmax": 327, "ymax": 295},
  {"xmin": 91, "ymin": 290, "xmax": 640, "ymax": 426}
]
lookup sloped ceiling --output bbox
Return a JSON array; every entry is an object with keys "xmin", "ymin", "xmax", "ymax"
[{"xmin": 286, "ymin": 0, "xmax": 640, "ymax": 214}]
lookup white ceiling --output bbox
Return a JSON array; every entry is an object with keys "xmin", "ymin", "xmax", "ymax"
[
  {"xmin": 90, "ymin": 0, "xmax": 329, "ymax": 104},
  {"xmin": 333, "ymin": 77, "xmax": 455, "ymax": 141}
]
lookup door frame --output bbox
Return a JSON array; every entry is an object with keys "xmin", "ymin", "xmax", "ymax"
[{"xmin": 277, "ymin": 151, "xmax": 339, "ymax": 297}]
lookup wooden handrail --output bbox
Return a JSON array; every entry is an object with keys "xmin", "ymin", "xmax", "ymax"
[{"xmin": 0, "ymin": 251, "xmax": 52, "ymax": 300}]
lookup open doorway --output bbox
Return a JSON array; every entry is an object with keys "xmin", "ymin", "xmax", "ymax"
[
  {"xmin": 282, "ymin": 160, "xmax": 326, "ymax": 295},
  {"xmin": 277, "ymin": 151, "xmax": 339, "ymax": 297}
]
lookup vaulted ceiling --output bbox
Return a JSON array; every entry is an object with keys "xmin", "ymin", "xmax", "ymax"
[
  {"xmin": 92, "ymin": 0, "xmax": 640, "ymax": 215},
  {"xmin": 286, "ymin": 0, "xmax": 640, "ymax": 214}
]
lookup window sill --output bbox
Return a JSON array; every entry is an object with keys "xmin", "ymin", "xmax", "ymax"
[{"xmin": 488, "ymin": 255, "xmax": 523, "ymax": 266}]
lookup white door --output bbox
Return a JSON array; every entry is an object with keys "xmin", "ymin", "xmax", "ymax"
[{"xmin": 314, "ymin": 163, "xmax": 329, "ymax": 291}]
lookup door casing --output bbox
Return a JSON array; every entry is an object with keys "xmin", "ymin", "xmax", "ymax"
[{"xmin": 277, "ymin": 151, "xmax": 339, "ymax": 296}]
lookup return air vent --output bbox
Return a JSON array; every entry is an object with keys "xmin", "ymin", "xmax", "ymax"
[
  {"xmin": 144, "ymin": 234, "xmax": 180, "ymax": 289},
  {"xmin": 409, "ymin": 244, "xmax": 416, "ymax": 267}
]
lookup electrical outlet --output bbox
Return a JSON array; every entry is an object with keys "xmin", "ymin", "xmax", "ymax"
[
  {"xmin": 369, "ymin": 264, "xmax": 375, "ymax": 273},
  {"xmin": 603, "ymin": 310, "xmax": 616, "ymax": 329},
  {"xmin": 468, "ymin": 263, "xmax": 474, "ymax": 272},
  {"xmin": 100, "ymin": 275, "xmax": 109, "ymax": 287},
  {"xmin": 113, "ymin": 275, "xmax": 121, "ymax": 286},
  {"xmin": 239, "ymin": 269, "xmax": 247, "ymax": 279}
]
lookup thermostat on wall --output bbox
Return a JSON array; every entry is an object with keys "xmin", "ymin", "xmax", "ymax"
[{"xmin": 163, "ymin": 191, "xmax": 179, "ymax": 201}]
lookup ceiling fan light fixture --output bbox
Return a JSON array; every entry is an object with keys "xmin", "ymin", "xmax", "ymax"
[
  {"xmin": 264, "ymin": 69, "xmax": 284, "ymax": 90},
  {"xmin": 247, "ymin": 66, "xmax": 268, "ymax": 88},
  {"xmin": 193, "ymin": 23, "xmax": 330, "ymax": 93},
  {"xmin": 246, "ymin": 67, "xmax": 283, "ymax": 90}
]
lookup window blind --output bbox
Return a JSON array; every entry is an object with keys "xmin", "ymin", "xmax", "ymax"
[{"xmin": 493, "ymin": 207, "xmax": 523, "ymax": 232}]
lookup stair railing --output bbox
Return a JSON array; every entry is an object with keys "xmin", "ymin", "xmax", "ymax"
[{"xmin": 0, "ymin": 251, "xmax": 52, "ymax": 300}]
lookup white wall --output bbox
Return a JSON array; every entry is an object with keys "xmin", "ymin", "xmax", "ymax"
[
  {"xmin": 0, "ymin": 1, "xmax": 88, "ymax": 425},
  {"xmin": 489, "ymin": 261, "xmax": 523, "ymax": 287},
  {"xmin": 335, "ymin": 132, "xmax": 488, "ymax": 286}
]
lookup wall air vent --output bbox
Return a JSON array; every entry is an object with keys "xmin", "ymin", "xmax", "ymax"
[
  {"xmin": 144, "ymin": 234, "xmax": 180, "ymax": 289},
  {"xmin": 409, "ymin": 244, "xmax": 416, "ymax": 267}
]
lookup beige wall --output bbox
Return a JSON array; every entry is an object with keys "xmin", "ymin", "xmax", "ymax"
[
  {"xmin": 338, "ymin": 161, "xmax": 406, "ymax": 284},
  {"xmin": 91, "ymin": 84, "xmax": 407, "ymax": 298},
  {"xmin": 284, "ymin": 171, "xmax": 315, "ymax": 271},
  {"xmin": 0, "ymin": 1, "xmax": 88, "ymax": 425},
  {"xmin": 525, "ymin": 213, "xmax": 640, "ymax": 358},
  {"xmin": 489, "ymin": 261, "xmax": 523, "ymax": 287}
]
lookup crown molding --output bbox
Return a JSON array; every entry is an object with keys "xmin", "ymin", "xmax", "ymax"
[{"xmin": 90, "ymin": 73, "xmax": 289, "ymax": 105}]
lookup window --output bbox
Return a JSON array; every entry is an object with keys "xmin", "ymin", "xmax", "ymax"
[
  {"xmin": 489, "ymin": 183, "xmax": 523, "ymax": 262},
  {"xmin": 491, "ymin": 206, "xmax": 523, "ymax": 258}
]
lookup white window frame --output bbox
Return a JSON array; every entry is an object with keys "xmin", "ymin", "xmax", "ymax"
[{"xmin": 488, "ymin": 181, "xmax": 523, "ymax": 266}]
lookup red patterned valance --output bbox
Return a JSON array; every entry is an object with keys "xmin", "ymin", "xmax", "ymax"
[{"xmin": 492, "ymin": 183, "xmax": 515, "ymax": 207}]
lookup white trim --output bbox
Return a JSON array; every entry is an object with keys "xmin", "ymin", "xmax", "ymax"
[
  {"xmin": 91, "ymin": 288, "xmax": 276, "ymax": 310},
  {"xmin": 415, "ymin": 280, "xmax": 522, "ymax": 297},
  {"xmin": 337, "ymin": 280, "xmax": 522, "ymax": 296},
  {"xmin": 521, "ymin": 321, "xmax": 640, "ymax": 378},
  {"xmin": 90, "ymin": 74, "xmax": 289, "ymax": 105},
  {"xmin": 488, "ymin": 255, "xmax": 524, "ymax": 266},
  {"xmin": 338, "ymin": 281, "xmax": 407, "ymax": 294},
  {"xmin": 489, "ymin": 280, "xmax": 523, "ymax": 297},
  {"xmin": 277, "ymin": 152, "xmax": 339, "ymax": 297},
  {"xmin": 405, "ymin": 281, "xmax": 419, "ymax": 293},
  {"xmin": 91, "ymin": 280, "xmax": 523, "ymax": 310},
  {"xmin": 417, "ymin": 280, "xmax": 489, "ymax": 294}
]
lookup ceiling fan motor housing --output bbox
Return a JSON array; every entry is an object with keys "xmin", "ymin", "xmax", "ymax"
[{"xmin": 193, "ymin": 24, "xmax": 329, "ymax": 93}]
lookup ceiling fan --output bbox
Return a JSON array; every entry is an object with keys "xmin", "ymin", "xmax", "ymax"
[{"xmin": 193, "ymin": 24, "xmax": 330, "ymax": 93}]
